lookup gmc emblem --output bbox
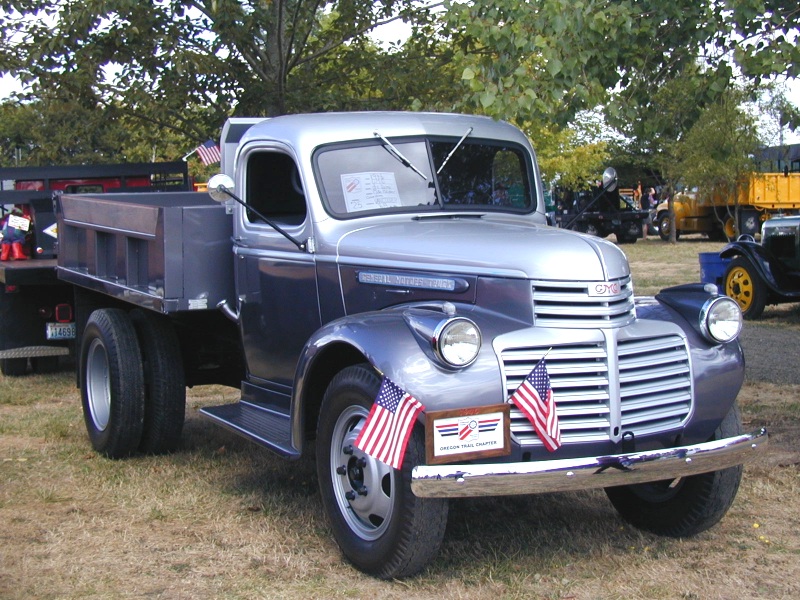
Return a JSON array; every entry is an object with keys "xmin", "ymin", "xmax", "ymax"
[{"xmin": 590, "ymin": 282, "xmax": 621, "ymax": 296}]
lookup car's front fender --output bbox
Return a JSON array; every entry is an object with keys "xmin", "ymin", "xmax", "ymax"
[
  {"xmin": 720, "ymin": 242, "xmax": 784, "ymax": 294},
  {"xmin": 291, "ymin": 303, "xmax": 513, "ymax": 449}
]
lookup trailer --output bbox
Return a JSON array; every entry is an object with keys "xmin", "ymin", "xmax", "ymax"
[
  {"xmin": 0, "ymin": 161, "xmax": 190, "ymax": 375},
  {"xmin": 656, "ymin": 172, "xmax": 800, "ymax": 241},
  {"xmin": 49, "ymin": 113, "xmax": 765, "ymax": 579}
]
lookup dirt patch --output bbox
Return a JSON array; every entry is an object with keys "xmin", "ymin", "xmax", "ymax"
[{"xmin": 740, "ymin": 321, "xmax": 800, "ymax": 386}]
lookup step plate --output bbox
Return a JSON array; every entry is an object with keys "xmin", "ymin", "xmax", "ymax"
[{"xmin": 200, "ymin": 402, "xmax": 298, "ymax": 459}]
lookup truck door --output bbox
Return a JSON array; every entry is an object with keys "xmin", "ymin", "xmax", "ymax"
[{"xmin": 233, "ymin": 148, "xmax": 320, "ymax": 396}]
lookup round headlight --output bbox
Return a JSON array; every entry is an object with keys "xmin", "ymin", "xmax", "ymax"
[
  {"xmin": 701, "ymin": 296, "xmax": 742, "ymax": 343},
  {"xmin": 434, "ymin": 318, "xmax": 481, "ymax": 367}
]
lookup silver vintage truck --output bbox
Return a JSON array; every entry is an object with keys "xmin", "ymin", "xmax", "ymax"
[{"xmin": 56, "ymin": 112, "xmax": 767, "ymax": 578}]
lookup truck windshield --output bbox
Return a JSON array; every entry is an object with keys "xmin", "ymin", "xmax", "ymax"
[{"xmin": 315, "ymin": 137, "xmax": 533, "ymax": 218}]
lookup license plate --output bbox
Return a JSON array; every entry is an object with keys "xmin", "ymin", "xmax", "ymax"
[{"xmin": 46, "ymin": 322, "xmax": 76, "ymax": 340}]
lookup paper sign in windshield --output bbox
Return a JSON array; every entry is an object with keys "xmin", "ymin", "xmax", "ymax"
[{"xmin": 341, "ymin": 172, "xmax": 402, "ymax": 212}]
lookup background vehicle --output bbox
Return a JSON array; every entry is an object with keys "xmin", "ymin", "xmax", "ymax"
[
  {"xmin": 0, "ymin": 162, "xmax": 190, "ymax": 376},
  {"xmin": 720, "ymin": 215, "xmax": 800, "ymax": 319},
  {"xmin": 46, "ymin": 113, "xmax": 765, "ymax": 578},
  {"xmin": 553, "ymin": 177, "xmax": 650, "ymax": 243},
  {"xmin": 656, "ymin": 171, "xmax": 800, "ymax": 241}
]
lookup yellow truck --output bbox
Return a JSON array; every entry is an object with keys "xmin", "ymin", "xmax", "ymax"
[{"xmin": 656, "ymin": 172, "xmax": 800, "ymax": 241}]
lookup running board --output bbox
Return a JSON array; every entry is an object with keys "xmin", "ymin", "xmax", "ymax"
[{"xmin": 199, "ymin": 401, "xmax": 299, "ymax": 459}]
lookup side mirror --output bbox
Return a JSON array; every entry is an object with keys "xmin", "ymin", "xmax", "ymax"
[
  {"xmin": 602, "ymin": 167, "xmax": 618, "ymax": 192},
  {"xmin": 207, "ymin": 174, "xmax": 235, "ymax": 203}
]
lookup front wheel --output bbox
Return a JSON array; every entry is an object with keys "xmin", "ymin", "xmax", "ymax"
[
  {"xmin": 605, "ymin": 403, "xmax": 744, "ymax": 537},
  {"xmin": 316, "ymin": 365, "xmax": 448, "ymax": 579},
  {"xmin": 579, "ymin": 221, "xmax": 601, "ymax": 236},
  {"xmin": 657, "ymin": 212, "xmax": 679, "ymax": 241},
  {"xmin": 724, "ymin": 256, "xmax": 766, "ymax": 320}
]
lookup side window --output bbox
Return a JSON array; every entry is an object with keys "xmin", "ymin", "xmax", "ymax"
[{"xmin": 246, "ymin": 152, "xmax": 307, "ymax": 225}]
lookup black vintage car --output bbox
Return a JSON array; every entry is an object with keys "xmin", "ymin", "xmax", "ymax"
[
  {"xmin": 721, "ymin": 215, "xmax": 800, "ymax": 319},
  {"xmin": 553, "ymin": 171, "xmax": 651, "ymax": 243}
]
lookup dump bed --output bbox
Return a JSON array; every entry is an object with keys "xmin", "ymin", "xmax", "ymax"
[{"xmin": 57, "ymin": 191, "xmax": 234, "ymax": 313}]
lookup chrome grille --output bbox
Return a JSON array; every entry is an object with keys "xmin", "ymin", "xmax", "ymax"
[
  {"xmin": 501, "ymin": 334, "xmax": 692, "ymax": 447},
  {"xmin": 532, "ymin": 276, "xmax": 635, "ymax": 328}
]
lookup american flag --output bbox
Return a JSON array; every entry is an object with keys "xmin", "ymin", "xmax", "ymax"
[
  {"xmin": 354, "ymin": 377, "xmax": 425, "ymax": 470},
  {"xmin": 195, "ymin": 139, "xmax": 221, "ymax": 166},
  {"xmin": 509, "ymin": 358, "xmax": 561, "ymax": 451}
]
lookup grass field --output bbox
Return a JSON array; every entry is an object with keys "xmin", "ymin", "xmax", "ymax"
[{"xmin": 1, "ymin": 236, "xmax": 799, "ymax": 599}]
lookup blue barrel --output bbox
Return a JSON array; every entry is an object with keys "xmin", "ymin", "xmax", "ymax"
[{"xmin": 699, "ymin": 252, "xmax": 730, "ymax": 286}]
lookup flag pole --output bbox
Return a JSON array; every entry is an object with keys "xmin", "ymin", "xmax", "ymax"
[{"xmin": 181, "ymin": 148, "xmax": 197, "ymax": 162}]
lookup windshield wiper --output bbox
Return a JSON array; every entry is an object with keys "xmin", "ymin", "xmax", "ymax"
[
  {"xmin": 436, "ymin": 127, "xmax": 473, "ymax": 174},
  {"xmin": 373, "ymin": 131, "xmax": 427, "ymax": 180}
]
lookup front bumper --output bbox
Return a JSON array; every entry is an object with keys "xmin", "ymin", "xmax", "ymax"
[{"xmin": 411, "ymin": 428, "xmax": 767, "ymax": 498}]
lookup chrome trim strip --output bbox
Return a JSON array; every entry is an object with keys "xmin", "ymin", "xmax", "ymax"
[{"xmin": 411, "ymin": 428, "xmax": 767, "ymax": 498}]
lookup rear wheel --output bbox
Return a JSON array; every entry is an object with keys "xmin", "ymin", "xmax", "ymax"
[
  {"xmin": 1, "ymin": 358, "xmax": 28, "ymax": 376},
  {"xmin": 80, "ymin": 309, "xmax": 145, "ymax": 458},
  {"xmin": 605, "ymin": 403, "xmax": 744, "ymax": 537},
  {"xmin": 724, "ymin": 257, "xmax": 766, "ymax": 319},
  {"xmin": 130, "ymin": 310, "xmax": 186, "ymax": 454},
  {"xmin": 316, "ymin": 365, "xmax": 448, "ymax": 579},
  {"xmin": 723, "ymin": 216, "xmax": 738, "ymax": 241},
  {"xmin": 31, "ymin": 356, "xmax": 60, "ymax": 374}
]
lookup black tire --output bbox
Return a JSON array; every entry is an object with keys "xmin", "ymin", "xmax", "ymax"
[
  {"xmin": 657, "ymin": 211, "xmax": 679, "ymax": 241},
  {"xmin": 80, "ymin": 309, "xmax": 145, "ymax": 458},
  {"xmin": 616, "ymin": 234, "xmax": 637, "ymax": 244},
  {"xmin": 605, "ymin": 403, "xmax": 744, "ymax": 537},
  {"xmin": 1, "ymin": 357, "xmax": 28, "ymax": 376},
  {"xmin": 707, "ymin": 228, "xmax": 728, "ymax": 242},
  {"xmin": 31, "ymin": 356, "xmax": 60, "ymax": 374},
  {"xmin": 316, "ymin": 365, "xmax": 448, "ymax": 579},
  {"xmin": 130, "ymin": 310, "xmax": 186, "ymax": 454},
  {"xmin": 724, "ymin": 256, "xmax": 766, "ymax": 320}
]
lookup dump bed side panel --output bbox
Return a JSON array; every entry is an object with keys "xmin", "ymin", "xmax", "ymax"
[{"xmin": 57, "ymin": 192, "xmax": 234, "ymax": 313}]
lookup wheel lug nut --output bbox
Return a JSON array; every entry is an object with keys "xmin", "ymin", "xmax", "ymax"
[
  {"xmin": 345, "ymin": 490, "xmax": 356, "ymax": 501},
  {"xmin": 343, "ymin": 445, "xmax": 354, "ymax": 455},
  {"xmin": 357, "ymin": 486, "xmax": 368, "ymax": 496},
  {"xmin": 356, "ymin": 457, "xmax": 367, "ymax": 468},
  {"xmin": 336, "ymin": 465, "xmax": 346, "ymax": 475}
]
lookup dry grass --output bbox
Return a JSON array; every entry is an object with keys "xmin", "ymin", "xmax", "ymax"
[{"xmin": 2, "ymin": 237, "xmax": 799, "ymax": 599}]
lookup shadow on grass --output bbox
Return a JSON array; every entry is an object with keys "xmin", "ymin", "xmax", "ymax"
[{"xmin": 176, "ymin": 410, "xmax": 658, "ymax": 577}]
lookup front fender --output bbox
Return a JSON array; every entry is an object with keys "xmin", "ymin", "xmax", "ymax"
[
  {"xmin": 636, "ymin": 286, "xmax": 744, "ymax": 441},
  {"xmin": 292, "ymin": 304, "xmax": 511, "ymax": 443},
  {"xmin": 720, "ymin": 242, "xmax": 787, "ymax": 295}
]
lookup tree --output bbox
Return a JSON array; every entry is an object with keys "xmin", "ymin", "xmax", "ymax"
[
  {"xmin": 0, "ymin": 1, "xmax": 445, "ymax": 135},
  {"xmin": 443, "ymin": 0, "xmax": 800, "ymax": 128},
  {"xmin": 663, "ymin": 87, "xmax": 763, "ymax": 239},
  {"xmin": 522, "ymin": 119, "xmax": 608, "ymax": 191}
]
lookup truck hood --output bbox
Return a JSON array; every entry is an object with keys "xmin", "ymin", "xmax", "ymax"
[{"xmin": 334, "ymin": 217, "xmax": 630, "ymax": 281}]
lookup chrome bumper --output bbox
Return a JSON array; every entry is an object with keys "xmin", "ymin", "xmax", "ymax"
[{"xmin": 411, "ymin": 428, "xmax": 768, "ymax": 498}]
